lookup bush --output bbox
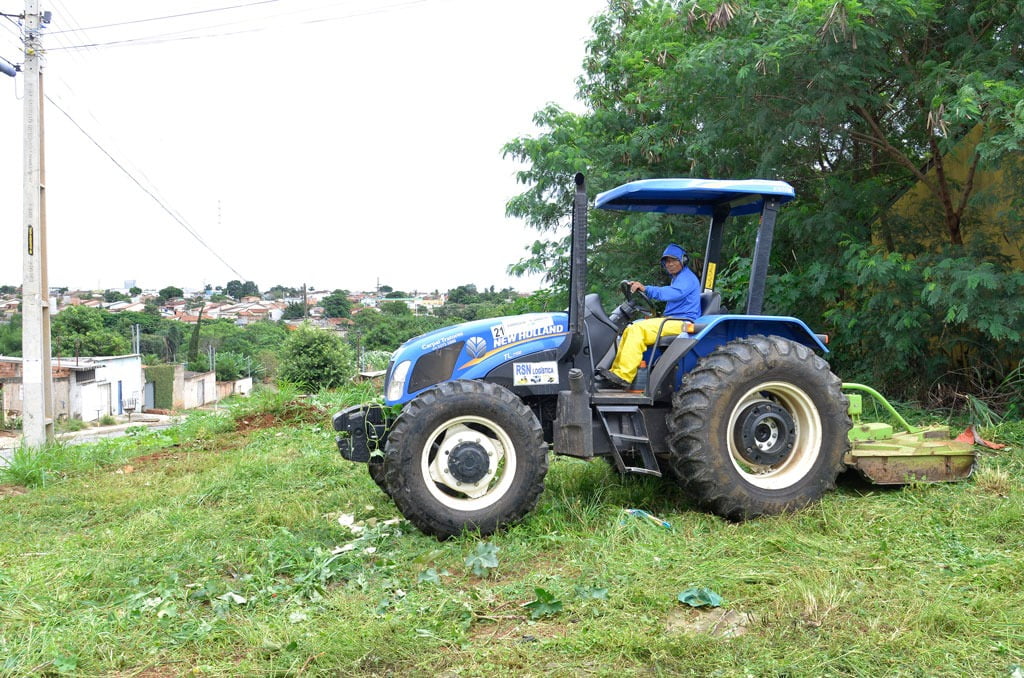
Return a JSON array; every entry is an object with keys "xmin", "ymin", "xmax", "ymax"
[
  {"xmin": 823, "ymin": 246, "xmax": 1024, "ymax": 406},
  {"xmin": 360, "ymin": 350, "xmax": 392, "ymax": 372},
  {"xmin": 213, "ymin": 351, "xmax": 247, "ymax": 382},
  {"xmin": 278, "ymin": 324, "xmax": 355, "ymax": 392}
]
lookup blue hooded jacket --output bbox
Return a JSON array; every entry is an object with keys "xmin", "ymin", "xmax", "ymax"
[{"xmin": 644, "ymin": 243, "xmax": 701, "ymax": 320}]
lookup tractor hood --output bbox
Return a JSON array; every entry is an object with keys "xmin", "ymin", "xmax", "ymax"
[{"xmin": 383, "ymin": 312, "xmax": 570, "ymax": 404}]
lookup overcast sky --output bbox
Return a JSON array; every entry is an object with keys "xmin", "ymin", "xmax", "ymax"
[{"xmin": 0, "ymin": 0, "xmax": 606, "ymax": 295}]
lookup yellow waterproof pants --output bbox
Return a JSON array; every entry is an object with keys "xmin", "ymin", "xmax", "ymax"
[{"xmin": 609, "ymin": 317, "xmax": 687, "ymax": 383}]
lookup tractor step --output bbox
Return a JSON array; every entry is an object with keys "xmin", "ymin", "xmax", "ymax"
[{"xmin": 597, "ymin": 404, "xmax": 662, "ymax": 476}]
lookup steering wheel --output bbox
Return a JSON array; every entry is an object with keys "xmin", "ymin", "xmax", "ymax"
[{"xmin": 619, "ymin": 280, "xmax": 656, "ymax": 316}]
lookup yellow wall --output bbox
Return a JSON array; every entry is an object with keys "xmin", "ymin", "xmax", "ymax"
[{"xmin": 885, "ymin": 125, "xmax": 1023, "ymax": 266}]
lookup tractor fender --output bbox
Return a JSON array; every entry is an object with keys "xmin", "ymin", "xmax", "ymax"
[
  {"xmin": 650, "ymin": 315, "xmax": 829, "ymax": 397},
  {"xmin": 690, "ymin": 315, "xmax": 829, "ymax": 354}
]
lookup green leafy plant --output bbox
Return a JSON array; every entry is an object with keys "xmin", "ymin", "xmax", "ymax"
[
  {"xmin": 465, "ymin": 542, "xmax": 499, "ymax": 578},
  {"xmin": 677, "ymin": 587, "xmax": 724, "ymax": 608},
  {"xmin": 523, "ymin": 587, "xmax": 563, "ymax": 619},
  {"xmin": 57, "ymin": 418, "xmax": 87, "ymax": 432}
]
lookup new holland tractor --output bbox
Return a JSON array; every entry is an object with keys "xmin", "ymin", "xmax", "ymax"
[{"xmin": 333, "ymin": 174, "xmax": 974, "ymax": 539}]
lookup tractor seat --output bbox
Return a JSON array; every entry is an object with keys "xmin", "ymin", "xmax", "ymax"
[
  {"xmin": 651, "ymin": 294, "xmax": 721, "ymax": 348},
  {"xmin": 699, "ymin": 290, "xmax": 723, "ymax": 316}
]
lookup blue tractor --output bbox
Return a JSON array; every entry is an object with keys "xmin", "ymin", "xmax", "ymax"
[{"xmin": 334, "ymin": 173, "xmax": 853, "ymax": 539}]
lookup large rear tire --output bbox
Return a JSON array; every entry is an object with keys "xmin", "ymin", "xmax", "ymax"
[
  {"xmin": 383, "ymin": 380, "xmax": 549, "ymax": 539},
  {"xmin": 666, "ymin": 335, "xmax": 850, "ymax": 520}
]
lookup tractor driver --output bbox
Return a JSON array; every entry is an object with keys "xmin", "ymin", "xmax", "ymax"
[{"xmin": 597, "ymin": 243, "xmax": 701, "ymax": 390}]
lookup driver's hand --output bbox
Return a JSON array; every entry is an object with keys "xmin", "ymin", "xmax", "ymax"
[{"xmin": 629, "ymin": 281, "xmax": 646, "ymax": 293}]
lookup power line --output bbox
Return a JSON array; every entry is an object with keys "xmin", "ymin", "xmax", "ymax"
[
  {"xmin": 44, "ymin": 95, "xmax": 250, "ymax": 282},
  {"xmin": 47, "ymin": 0, "xmax": 431, "ymax": 52},
  {"xmin": 47, "ymin": 0, "xmax": 281, "ymax": 34}
]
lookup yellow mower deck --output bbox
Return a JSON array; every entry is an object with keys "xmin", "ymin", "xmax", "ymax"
[{"xmin": 842, "ymin": 384, "xmax": 977, "ymax": 485}]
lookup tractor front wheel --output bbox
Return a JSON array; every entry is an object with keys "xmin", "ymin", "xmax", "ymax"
[
  {"xmin": 383, "ymin": 380, "xmax": 549, "ymax": 539},
  {"xmin": 666, "ymin": 335, "xmax": 850, "ymax": 520}
]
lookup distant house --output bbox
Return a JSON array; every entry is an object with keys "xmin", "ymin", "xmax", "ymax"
[
  {"xmin": 0, "ymin": 298, "xmax": 19, "ymax": 320},
  {"xmin": 105, "ymin": 301, "xmax": 147, "ymax": 313},
  {"xmin": 0, "ymin": 354, "xmax": 144, "ymax": 423}
]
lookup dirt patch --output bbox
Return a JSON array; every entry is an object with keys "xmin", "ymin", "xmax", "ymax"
[
  {"xmin": 468, "ymin": 616, "xmax": 573, "ymax": 645},
  {"xmin": 110, "ymin": 664, "xmax": 186, "ymax": 678},
  {"xmin": 665, "ymin": 607, "xmax": 753, "ymax": 638},
  {"xmin": 0, "ymin": 484, "xmax": 28, "ymax": 498},
  {"xmin": 235, "ymin": 399, "xmax": 327, "ymax": 432},
  {"xmin": 236, "ymin": 412, "xmax": 280, "ymax": 432}
]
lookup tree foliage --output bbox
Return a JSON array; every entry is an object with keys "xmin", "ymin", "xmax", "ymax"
[
  {"xmin": 103, "ymin": 290, "xmax": 129, "ymax": 303},
  {"xmin": 226, "ymin": 280, "xmax": 261, "ymax": 299},
  {"xmin": 282, "ymin": 303, "xmax": 307, "ymax": 320},
  {"xmin": 320, "ymin": 290, "xmax": 352, "ymax": 318},
  {"xmin": 379, "ymin": 301, "xmax": 412, "ymax": 316},
  {"xmin": 266, "ymin": 284, "xmax": 300, "ymax": 300},
  {"xmin": 158, "ymin": 286, "xmax": 184, "ymax": 302},
  {"xmin": 52, "ymin": 306, "xmax": 130, "ymax": 357},
  {"xmin": 504, "ymin": 0, "xmax": 1024, "ymax": 401},
  {"xmin": 349, "ymin": 311, "xmax": 448, "ymax": 353},
  {"xmin": 279, "ymin": 324, "xmax": 355, "ymax": 392},
  {"xmin": 0, "ymin": 314, "xmax": 22, "ymax": 355}
]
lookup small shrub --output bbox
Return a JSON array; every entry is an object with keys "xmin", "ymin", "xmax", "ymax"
[
  {"xmin": 279, "ymin": 324, "xmax": 355, "ymax": 393},
  {"xmin": 98, "ymin": 415, "xmax": 117, "ymax": 426},
  {"xmin": 58, "ymin": 418, "xmax": 88, "ymax": 432}
]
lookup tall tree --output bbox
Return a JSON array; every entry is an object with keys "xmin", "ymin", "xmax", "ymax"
[
  {"xmin": 321, "ymin": 290, "xmax": 352, "ymax": 318},
  {"xmin": 51, "ymin": 306, "xmax": 130, "ymax": 357},
  {"xmin": 504, "ymin": 0, "xmax": 1024, "ymax": 399},
  {"xmin": 158, "ymin": 286, "xmax": 184, "ymax": 302},
  {"xmin": 187, "ymin": 305, "xmax": 205, "ymax": 364}
]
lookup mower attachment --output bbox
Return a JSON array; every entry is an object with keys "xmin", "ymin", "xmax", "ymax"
[{"xmin": 842, "ymin": 383, "xmax": 977, "ymax": 484}]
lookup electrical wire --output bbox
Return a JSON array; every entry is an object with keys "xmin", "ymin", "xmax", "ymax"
[
  {"xmin": 47, "ymin": 0, "xmax": 281, "ymax": 34},
  {"xmin": 47, "ymin": 0, "xmax": 431, "ymax": 51},
  {"xmin": 44, "ymin": 95, "xmax": 250, "ymax": 282}
]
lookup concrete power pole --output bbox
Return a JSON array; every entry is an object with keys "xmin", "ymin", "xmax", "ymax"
[{"xmin": 21, "ymin": 0, "xmax": 54, "ymax": 448}]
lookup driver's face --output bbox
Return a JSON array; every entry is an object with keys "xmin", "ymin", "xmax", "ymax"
[{"xmin": 662, "ymin": 256, "xmax": 682, "ymax": 275}]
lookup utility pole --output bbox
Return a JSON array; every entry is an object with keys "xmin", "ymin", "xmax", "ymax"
[{"xmin": 20, "ymin": 0, "xmax": 54, "ymax": 448}]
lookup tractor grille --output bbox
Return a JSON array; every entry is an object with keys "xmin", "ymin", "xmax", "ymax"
[{"xmin": 408, "ymin": 341, "xmax": 465, "ymax": 393}]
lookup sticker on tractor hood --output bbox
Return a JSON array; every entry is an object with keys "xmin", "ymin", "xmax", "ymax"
[
  {"xmin": 513, "ymin": 361, "xmax": 559, "ymax": 386},
  {"xmin": 491, "ymin": 315, "xmax": 566, "ymax": 349},
  {"xmin": 420, "ymin": 331, "xmax": 464, "ymax": 352}
]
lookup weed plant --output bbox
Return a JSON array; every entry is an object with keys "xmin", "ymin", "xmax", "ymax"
[{"xmin": 0, "ymin": 386, "xmax": 1021, "ymax": 675}]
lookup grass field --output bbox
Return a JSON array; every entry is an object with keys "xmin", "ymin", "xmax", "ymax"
[{"xmin": 1, "ymin": 386, "xmax": 1022, "ymax": 676}]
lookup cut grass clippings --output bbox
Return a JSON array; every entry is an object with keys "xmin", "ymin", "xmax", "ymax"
[{"xmin": 0, "ymin": 387, "xmax": 1022, "ymax": 676}]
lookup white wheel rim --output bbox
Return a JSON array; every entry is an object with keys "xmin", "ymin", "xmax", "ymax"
[
  {"xmin": 420, "ymin": 415, "xmax": 517, "ymax": 510},
  {"xmin": 727, "ymin": 381, "xmax": 822, "ymax": 489}
]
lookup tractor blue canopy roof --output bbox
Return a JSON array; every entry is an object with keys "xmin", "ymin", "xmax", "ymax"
[{"xmin": 594, "ymin": 178, "xmax": 796, "ymax": 216}]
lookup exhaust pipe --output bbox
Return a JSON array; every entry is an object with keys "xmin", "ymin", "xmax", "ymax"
[{"xmin": 564, "ymin": 173, "xmax": 588, "ymax": 359}]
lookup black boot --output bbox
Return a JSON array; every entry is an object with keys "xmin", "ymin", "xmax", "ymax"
[{"xmin": 596, "ymin": 367, "xmax": 631, "ymax": 390}]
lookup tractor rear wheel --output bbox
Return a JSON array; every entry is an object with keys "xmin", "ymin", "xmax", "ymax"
[
  {"xmin": 383, "ymin": 380, "xmax": 549, "ymax": 539},
  {"xmin": 666, "ymin": 335, "xmax": 850, "ymax": 520}
]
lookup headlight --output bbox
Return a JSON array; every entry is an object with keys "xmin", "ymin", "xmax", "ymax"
[{"xmin": 386, "ymin": 360, "xmax": 412, "ymax": 401}]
